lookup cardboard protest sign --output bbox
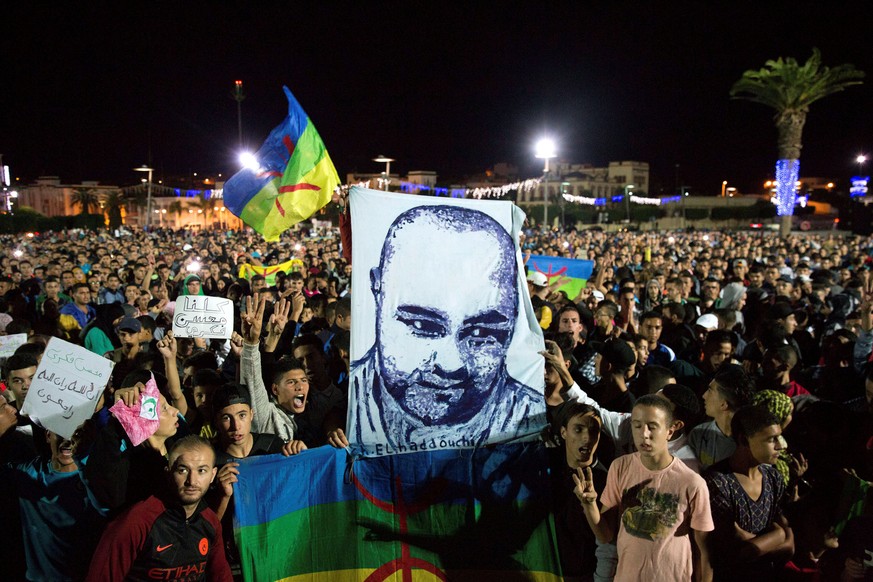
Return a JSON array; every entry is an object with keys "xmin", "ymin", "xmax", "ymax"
[
  {"xmin": 348, "ymin": 187, "xmax": 547, "ymax": 457},
  {"xmin": 172, "ymin": 296, "xmax": 234, "ymax": 339},
  {"xmin": 20, "ymin": 337, "xmax": 114, "ymax": 440},
  {"xmin": 0, "ymin": 333, "xmax": 27, "ymax": 360}
]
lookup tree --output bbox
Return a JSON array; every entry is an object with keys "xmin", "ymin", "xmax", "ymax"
[
  {"xmin": 189, "ymin": 194, "xmax": 215, "ymax": 229},
  {"xmin": 167, "ymin": 200, "xmax": 185, "ymax": 228},
  {"xmin": 104, "ymin": 191, "xmax": 124, "ymax": 230},
  {"xmin": 71, "ymin": 188, "xmax": 99, "ymax": 214},
  {"xmin": 125, "ymin": 187, "xmax": 148, "ymax": 225},
  {"xmin": 730, "ymin": 48, "xmax": 863, "ymax": 236}
]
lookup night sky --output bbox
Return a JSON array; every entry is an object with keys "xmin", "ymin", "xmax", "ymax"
[{"xmin": 3, "ymin": 2, "xmax": 872, "ymax": 195}]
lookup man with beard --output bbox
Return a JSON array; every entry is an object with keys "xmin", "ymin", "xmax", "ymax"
[
  {"xmin": 349, "ymin": 205, "xmax": 544, "ymax": 453},
  {"xmin": 86, "ymin": 435, "xmax": 231, "ymax": 581}
]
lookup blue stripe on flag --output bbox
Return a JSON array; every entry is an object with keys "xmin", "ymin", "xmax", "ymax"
[
  {"xmin": 223, "ymin": 86, "xmax": 312, "ymax": 215},
  {"xmin": 527, "ymin": 254, "xmax": 594, "ymax": 280}
]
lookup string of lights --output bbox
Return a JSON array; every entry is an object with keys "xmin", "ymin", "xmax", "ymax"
[{"xmin": 562, "ymin": 193, "xmax": 683, "ymax": 206}]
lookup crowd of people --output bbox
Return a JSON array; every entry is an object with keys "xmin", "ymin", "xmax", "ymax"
[{"xmin": 0, "ymin": 219, "xmax": 870, "ymax": 581}]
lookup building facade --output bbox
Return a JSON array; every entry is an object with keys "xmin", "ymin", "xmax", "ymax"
[{"xmin": 519, "ymin": 160, "xmax": 650, "ymax": 204}]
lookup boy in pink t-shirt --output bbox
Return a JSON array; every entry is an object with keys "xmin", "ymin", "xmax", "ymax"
[{"xmin": 575, "ymin": 394, "xmax": 715, "ymax": 581}]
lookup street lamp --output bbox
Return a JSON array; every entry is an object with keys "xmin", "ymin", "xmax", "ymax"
[
  {"xmin": 856, "ymin": 154, "xmax": 867, "ymax": 176},
  {"xmin": 535, "ymin": 138, "xmax": 556, "ymax": 230},
  {"xmin": 233, "ymin": 80, "xmax": 245, "ymax": 148},
  {"xmin": 624, "ymin": 184, "xmax": 634, "ymax": 222},
  {"xmin": 133, "ymin": 165, "xmax": 154, "ymax": 229},
  {"xmin": 721, "ymin": 180, "xmax": 728, "ymax": 197},
  {"xmin": 239, "ymin": 151, "xmax": 259, "ymax": 171},
  {"xmin": 373, "ymin": 155, "xmax": 394, "ymax": 191}
]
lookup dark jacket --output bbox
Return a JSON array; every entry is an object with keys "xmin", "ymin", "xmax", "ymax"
[{"xmin": 86, "ymin": 494, "xmax": 231, "ymax": 581}]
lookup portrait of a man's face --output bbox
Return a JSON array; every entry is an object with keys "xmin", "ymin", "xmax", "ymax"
[
  {"xmin": 372, "ymin": 206, "xmax": 518, "ymax": 426},
  {"xmin": 349, "ymin": 188, "xmax": 546, "ymax": 455}
]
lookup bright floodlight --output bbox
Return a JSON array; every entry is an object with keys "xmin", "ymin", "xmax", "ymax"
[
  {"xmin": 535, "ymin": 138, "xmax": 557, "ymax": 159},
  {"xmin": 239, "ymin": 151, "xmax": 259, "ymax": 170},
  {"xmin": 857, "ymin": 155, "xmax": 867, "ymax": 164}
]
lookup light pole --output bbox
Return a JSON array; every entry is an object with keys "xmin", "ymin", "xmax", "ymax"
[
  {"xmin": 856, "ymin": 154, "xmax": 867, "ymax": 176},
  {"xmin": 373, "ymin": 155, "xmax": 394, "ymax": 191},
  {"xmin": 721, "ymin": 180, "xmax": 728, "ymax": 197},
  {"xmin": 133, "ymin": 165, "xmax": 154, "ymax": 229},
  {"xmin": 233, "ymin": 80, "xmax": 245, "ymax": 148},
  {"xmin": 561, "ymin": 181, "xmax": 570, "ymax": 227},
  {"xmin": 624, "ymin": 184, "xmax": 634, "ymax": 222},
  {"xmin": 535, "ymin": 138, "xmax": 556, "ymax": 230}
]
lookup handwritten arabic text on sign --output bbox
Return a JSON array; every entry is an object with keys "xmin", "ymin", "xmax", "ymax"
[
  {"xmin": 0, "ymin": 333, "xmax": 27, "ymax": 360},
  {"xmin": 20, "ymin": 337, "xmax": 114, "ymax": 440},
  {"xmin": 172, "ymin": 296, "xmax": 234, "ymax": 339}
]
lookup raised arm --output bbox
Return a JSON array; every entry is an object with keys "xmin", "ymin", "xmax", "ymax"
[
  {"xmin": 239, "ymin": 295, "xmax": 271, "ymax": 433},
  {"xmin": 140, "ymin": 256, "xmax": 155, "ymax": 292},
  {"xmin": 573, "ymin": 465, "xmax": 616, "ymax": 544},
  {"xmin": 563, "ymin": 380, "xmax": 628, "ymax": 443},
  {"xmin": 263, "ymin": 297, "xmax": 291, "ymax": 354},
  {"xmin": 156, "ymin": 331, "xmax": 187, "ymax": 417}
]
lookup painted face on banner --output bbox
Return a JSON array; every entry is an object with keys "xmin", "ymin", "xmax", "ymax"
[{"xmin": 372, "ymin": 207, "xmax": 518, "ymax": 426}]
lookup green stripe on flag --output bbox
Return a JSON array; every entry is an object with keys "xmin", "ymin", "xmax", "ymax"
[
  {"xmin": 239, "ymin": 122, "xmax": 339, "ymax": 241},
  {"xmin": 236, "ymin": 498, "xmax": 559, "ymax": 580}
]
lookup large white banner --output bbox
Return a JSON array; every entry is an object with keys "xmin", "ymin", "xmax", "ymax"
[{"xmin": 348, "ymin": 187, "xmax": 546, "ymax": 456}]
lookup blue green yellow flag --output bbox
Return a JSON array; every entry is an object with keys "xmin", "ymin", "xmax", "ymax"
[
  {"xmin": 234, "ymin": 444, "xmax": 562, "ymax": 581},
  {"xmin": 223, "ymin": 86, "xmax": 340, "ymax": 241},
  {"xmin": 238, "ymin": 258, "xmax": 304, "ymax": 287},
  {"xmin": 526, "ymin": 254, "xmax": 594, "ymax": 299}
]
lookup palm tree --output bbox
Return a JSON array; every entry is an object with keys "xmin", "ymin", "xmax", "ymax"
[
  {"xmin": 125, "ymin": 187, "xmax": 148, "ymax": 225},
  {"xmin": 71, "ymin": 188, "xmax": 99, "ymax": 214},
  {"xmin": 189, "ymin": 194, "xmax": 215, "ymax": 229},
  {"xmin": 730, "ymin": 48, "xmax": 864, "ymax": 236},
  {"xmin": 104, "ymin": 191, "xmax": 124, "ymax": 230},
  {"xmin": 167, "ymin": 200, "xmax": 185, "ymax": 228}
]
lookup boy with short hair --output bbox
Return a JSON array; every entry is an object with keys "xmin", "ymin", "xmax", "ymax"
[
  {"xmin": 575, "ymin": 394, "xmax": 714, "ymax": 581},
  {"xmin": 704, "ymin": 405, "xmax": 793, "ymax": 580}
]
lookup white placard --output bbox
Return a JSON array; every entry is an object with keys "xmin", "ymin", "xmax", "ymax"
[
  {"xmin": 20, "ymin": 337, "xmax": 114, "ymax": 440},
  {"xmin": 347, "ymin": 187, "xmax": 547, "ymax": 456},
  {"xmin": 172, "ymin": 296, "xmax": 234, "ymax": 339},
  {"xmin": 0, "ymin": 333, "xmax": 28, "ymax": 360}
]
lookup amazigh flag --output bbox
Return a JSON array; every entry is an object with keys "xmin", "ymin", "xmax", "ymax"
[
  {"xmin": 526, "ymin": 254, "xmax": 594, "ymax": 300},
  {"xmin": 238, "ymin": 258, "xmax": 304, "ymax": 287},
  {"xmin": 223, "ymin": 86, "xmax": 340, "ymax": 241},
  {"xmin": 234, "ymin": 444, "xmax": 562, "ymax": 581}
]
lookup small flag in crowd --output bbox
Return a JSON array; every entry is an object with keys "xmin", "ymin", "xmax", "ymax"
[
  {"xmin": 526, "ymin": 254, "xmax": 594, "ymax": 300},
  {"xmin": 223, "ymin": 86, "xmax": 340, "ymax": 241},
  {"xmin": 233, "ymin": 444, "xmax": 561, "ymax": 581},
  {"xmin": 238, "ymin": 257, "xmax": 304, "ymax": 287}
]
